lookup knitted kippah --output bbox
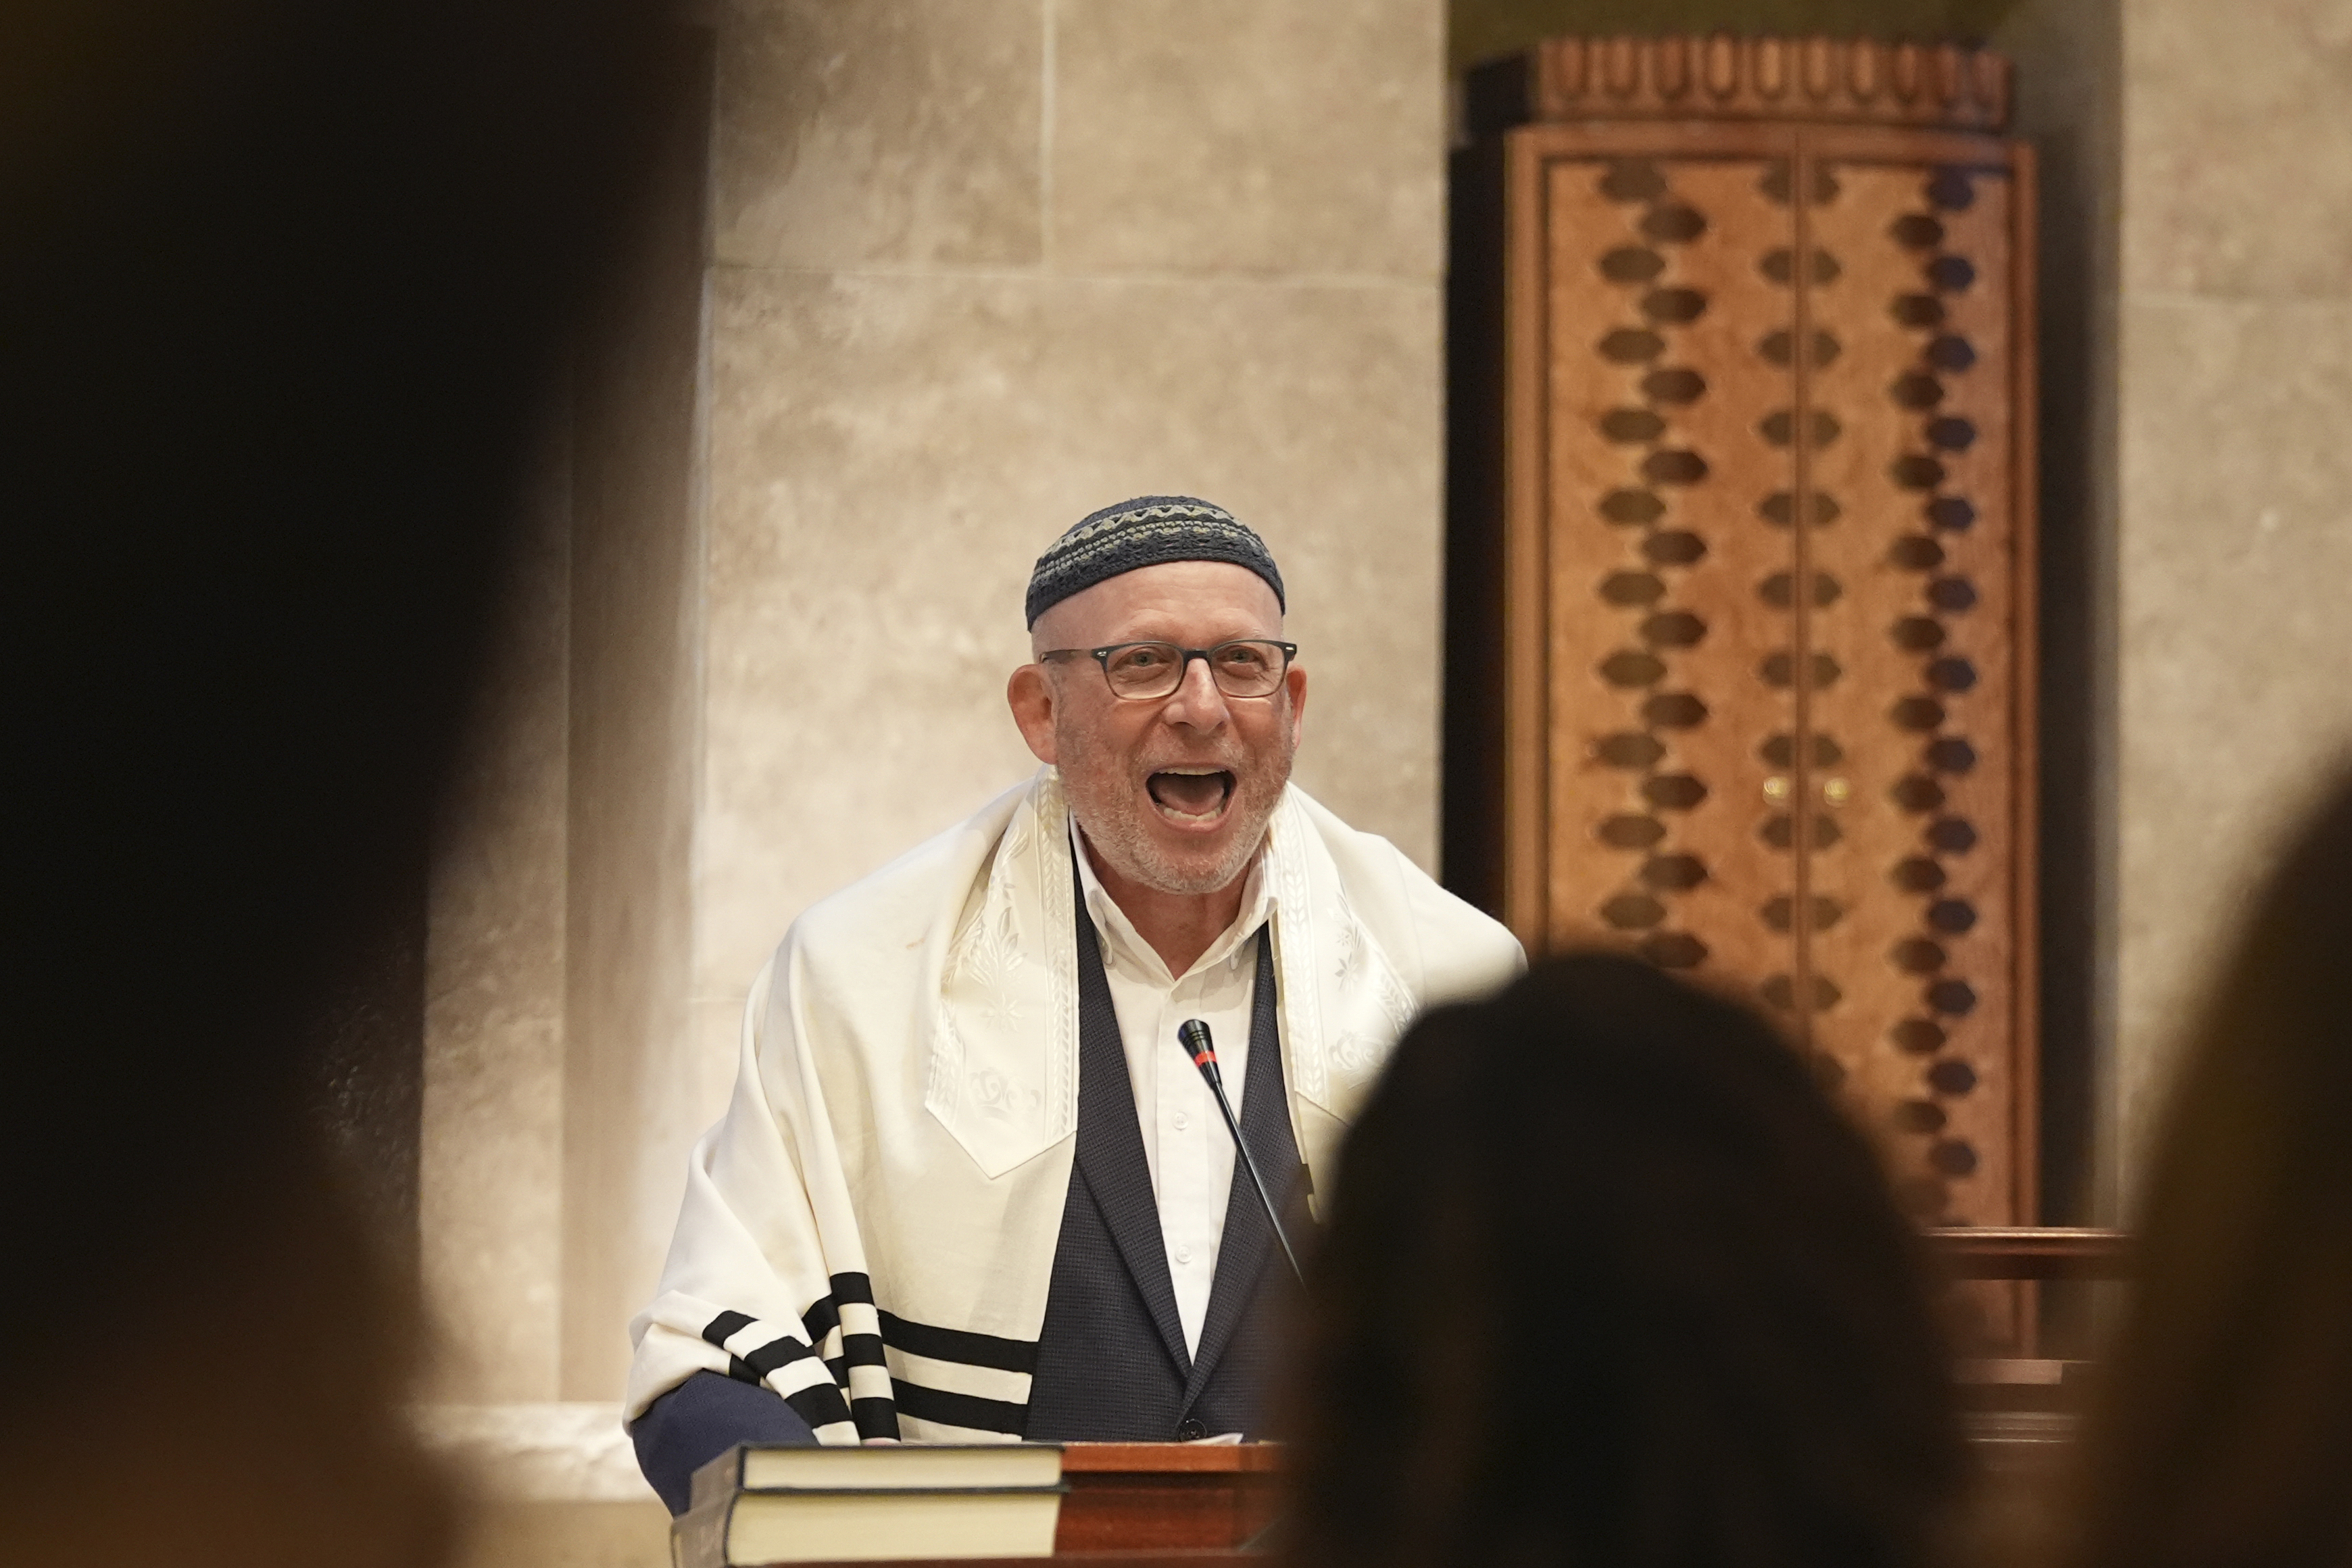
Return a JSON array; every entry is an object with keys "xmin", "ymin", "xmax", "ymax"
[{"xmin": 1025, "ymin": 495, "xmax": 1285, "ymax": 627}]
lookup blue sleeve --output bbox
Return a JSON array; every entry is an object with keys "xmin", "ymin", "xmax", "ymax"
[{"xmin": 631, "ymin": 1369, "xmax": 820, "ymax": 1514}]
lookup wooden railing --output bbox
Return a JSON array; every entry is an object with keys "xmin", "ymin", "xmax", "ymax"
[
  {"xmin": 1927, "ymin": 1227, "xmax": 2132, "ymax": 1280},
  {"xmin": 1921, "ymin": 1228, "xmax": 2130, "ymax": 1460}
]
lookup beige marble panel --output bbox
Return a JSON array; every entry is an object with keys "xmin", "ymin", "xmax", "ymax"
[
  {"xmin": 563, "ymin": 93, "xmax": 711, "ymax": 1398},
  {"xmin": 2124, "ymin": 0, "xmax": 2352, "ymax": 299},
  {"xmin": 564, "ymin": 495, "xmax": 701, "ymax": 1409},
  {"xmin": 697, "ymin": 267, "xmax": 1442, "ymax": 1004},
  {"xmin": 449, "ymin": 1502, "xmax": 668, "ymax": 1568},
  {"xmin": 1051, "ymin": 0, "xmax": 1443, "ymax": 278},
  {"xmin": 714, "ymin": 0, "xmax": 1044, "ymax": 270},
  {"xmin": 416, "ymin": 1404, "xmax": 652, "ymax": 1503},
  {"xmin": 686, "ymin": 991, "xmax": 750, "ymax": 1140},
  {"xmin": 2116, "ymin": 297, "xmax": 2352, "ymax": 1165},
  {"xmin": 422, "ymin": 426, "xmax": 570, "ymax": 1404}
]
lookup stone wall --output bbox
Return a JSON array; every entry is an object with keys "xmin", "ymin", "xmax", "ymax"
[{"xmin": 2111, "ymin": 0, "xmax": 2352, "ymax": 1196}]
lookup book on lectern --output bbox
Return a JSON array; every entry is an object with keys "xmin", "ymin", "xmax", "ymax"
[{"xmin": 670, "ymin": 1444, "xmax": 1066, "ymax": 1568}]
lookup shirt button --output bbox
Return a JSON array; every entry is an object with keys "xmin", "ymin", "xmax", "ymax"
[
  {"xmin": 1173, "ymin": 1111, "xmax": 1190, "ymax": 1131},
  {"xmin": 1175, "ymin": 1246, "xmax": 1193, "ymax": 1265}
]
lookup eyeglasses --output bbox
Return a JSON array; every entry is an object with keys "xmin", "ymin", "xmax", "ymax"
[{"xmin": 1039, "ymin": 639, "xmax": 1299, "ymax": 701}]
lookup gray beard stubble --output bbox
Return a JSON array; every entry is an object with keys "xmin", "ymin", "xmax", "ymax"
[{"xmin": 1056, "ymin": 718, "xmax": 1293, "ymax": 898}]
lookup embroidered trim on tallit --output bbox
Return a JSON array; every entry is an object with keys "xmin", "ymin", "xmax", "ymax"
[{"xmin": 925, "ymin": 773, "xmax": 1081, "ymax": 1179}]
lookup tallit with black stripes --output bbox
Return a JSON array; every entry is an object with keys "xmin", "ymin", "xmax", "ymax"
[{"xmin": 625, "ymin": 766, "xmax": 1522, "ymax": 1442}]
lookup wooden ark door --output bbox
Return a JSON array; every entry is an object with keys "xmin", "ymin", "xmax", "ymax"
[{"xmin": 1454, "ymin": 39, "xmax": 2038, "ymax": 1323}]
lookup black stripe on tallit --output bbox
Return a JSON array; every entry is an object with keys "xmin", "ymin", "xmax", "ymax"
[
  {"xmin": 891, "ymin": 1379, "xmax": 1030, "ymax": 1437},
  {"xmin": 839, "ymin": 1331, "xmax": 888, "ymax": 1370},
  {"xmin": 879, "ymin": 1310, "xmax": 1039, "ymax": 1374},
  {"xmin": 781, "ymin": 1381, "xmax": 854, "ymax": 1433},
  {"xmin": 701, "ymin": 1310, "xmax": 755, "ymax": 1348},
  {"xmin": 850, "ymin": 1397, "xmax": 902, "ymax": 1442},
  {"xmin": 800, "ymin": 1273, "xmax": 871, "ymax": 1345},
  {"xmin": 741, "ymin": 1334, "xmax": 820, "ymax": 1379},
  {"xmin": 703, "ymin": 1308, "xmax": 829, "ymax": 1392}
]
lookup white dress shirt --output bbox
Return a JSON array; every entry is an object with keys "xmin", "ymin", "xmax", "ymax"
[{"xmin": 1071, "ymin": 820, "xmax": 1273, "ymax": 1358}]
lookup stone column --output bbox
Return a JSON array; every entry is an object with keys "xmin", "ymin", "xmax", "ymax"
[
  {"xmin": 421, "ymin": 417, "xmax": 572, "ymax": 1406},
  {"xmin": 2113, "ymin": 0, "xmax": 2352, "ymax": 1194}
]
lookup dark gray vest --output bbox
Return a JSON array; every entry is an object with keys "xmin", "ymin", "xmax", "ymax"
[{"xmin": 1022, "ymin": 896, "xmax": 1302, "ymax": 1441}]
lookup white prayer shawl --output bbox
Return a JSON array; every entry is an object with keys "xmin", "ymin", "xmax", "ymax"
[{"xmin": 627, "ymin": 768, "xmax": 1523, "ymax": 1442}]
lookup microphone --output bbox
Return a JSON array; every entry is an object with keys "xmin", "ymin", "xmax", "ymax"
[{"xmin": 1177, "ymin": 1018, "xmax": 1304, "ymax": 1284}]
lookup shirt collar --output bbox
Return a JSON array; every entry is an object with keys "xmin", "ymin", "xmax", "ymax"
[{"xmin": 1069, "ymin": 813, "xmax": 1273, "ymax": 986}]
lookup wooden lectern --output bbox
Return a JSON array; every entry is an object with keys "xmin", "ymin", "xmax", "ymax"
[
  {"xmin": 1052, "ymin": 1444, "xmax": 1279, "ymax": 1553},
  {"xmin": 775, "ymin": 1444, "xmax": 1275, "ymax": 1568}
]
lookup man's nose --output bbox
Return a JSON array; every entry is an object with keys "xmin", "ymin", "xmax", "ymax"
[{"xmin": 1160, "ymin": 653, "xmax": 1231, "ymax": 727}]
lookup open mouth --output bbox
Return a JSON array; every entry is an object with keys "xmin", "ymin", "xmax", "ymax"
[{"xmin": 1146, "ymin": 767, "xmax": 1235, "ymax": 822}]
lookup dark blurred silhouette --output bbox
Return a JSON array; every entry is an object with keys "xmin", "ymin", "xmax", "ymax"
[
  {"xmin": 0, "ymin": 2, "xmax": 676, "ymax": 1564},
  {"xmin": 1284, "ymin": 953, "xmax": 1965, "ymax": 1568},
  {"xmin": 2065, "ymin": 776, "xmax": 2352, "ymax": 1568}
]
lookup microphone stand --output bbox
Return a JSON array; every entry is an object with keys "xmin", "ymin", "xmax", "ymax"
[{"xmin": 1177, "ymin": 1018, "xmax": 1304, "ymax": 1284}]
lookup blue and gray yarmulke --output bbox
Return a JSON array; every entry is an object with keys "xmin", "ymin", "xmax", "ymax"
[{"xmin": 1025, "ymin": 495, "xmax": 1285, "ymax": 627}]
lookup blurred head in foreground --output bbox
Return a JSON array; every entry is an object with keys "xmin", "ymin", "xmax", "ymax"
[
  {"xmin": 1285, "ymin": 952, "xmax": 1963, "ymax": 1568},
  {"xmin": 1, "ymin": 2, "xmax": 672, "ymax": 1565},
  {"xmin": 2069, "ymin": 776, "xmax": 2352, "ymax": 1568}
]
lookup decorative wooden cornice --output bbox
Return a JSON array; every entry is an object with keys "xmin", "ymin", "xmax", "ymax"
[{"xmin": 1469, "ymin": 34, "xmax": 2011, "ymax": 135}]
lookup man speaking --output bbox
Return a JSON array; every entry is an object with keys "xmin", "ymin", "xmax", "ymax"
[{"xmin": 626, "ymin": 497, "xmax": 1521, "ymax": 1509}]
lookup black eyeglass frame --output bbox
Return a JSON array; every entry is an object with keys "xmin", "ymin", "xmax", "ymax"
[{"xmin": 1037, "ymin": 639, "xmax": 1300, "ymax": 700}]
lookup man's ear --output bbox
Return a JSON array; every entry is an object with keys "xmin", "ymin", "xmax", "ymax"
[
  {"xmin": 1007, "ymin": 664, "xmax": 1059, "ymax": 764},
  {"xmin": 1283, "ymin": 662, "xmax": 1308, "ymax": 751}
]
